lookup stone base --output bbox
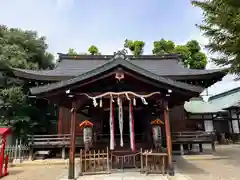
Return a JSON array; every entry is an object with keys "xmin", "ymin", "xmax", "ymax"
[{"xmin": 12, "ymin": 159, "xmax": 21, "ymax": 164}]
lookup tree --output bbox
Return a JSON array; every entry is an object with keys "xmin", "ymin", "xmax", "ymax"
[
  {"xmin": 186, "ymin": 40, "xmax": 201, "ymax": 54},
  {"xmin": 0, "ymin": 87, "xmax": 39, "ymax": 139},
  {"xmin": 88, "ymin": 45, "xmax": 100, "ymax": 55},
  {"xmin": 0, "ymin": 25, "xmax": 55, "ymax": 138},
  {"xmin": 124, "ymin": 39, "xmax": 145, "ymax": 57},
  {"xmin": 152, "ymin": 39, "xmax": 175, "ymax": 55},
  {"xmin": 192, "ymin": 0, "xmax": 240, "ymax": 74},
  {"xmin": 67, "ymin": 48, "xmax": 78, "ymax": 56},
  {"xmin": 174, "ymin": 45, "xmax": 191, "ymax": 67},
  {"xmin": 152, "ymin": 39, "xmax": 207, "ymax": 69},
  {"xmin": 0, "ymin": 25, "xmax": 54, "ymax": 70}
]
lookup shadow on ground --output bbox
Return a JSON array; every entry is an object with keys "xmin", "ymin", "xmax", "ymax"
[
  {"xmin": 174, "ymin": 144, "xmax": 240, "ymax": 180},
  {"xmin": 173, "ymin": 156, "xmax": 208, "ymax": 175}
]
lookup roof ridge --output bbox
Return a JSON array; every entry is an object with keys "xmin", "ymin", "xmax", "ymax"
[
  {"xmin": 209, "ymin": 86, "xmax": 240, "ymax": 101},
  {"xmin": 57, "ymin": 53, "xmax": 181, "ymax": 61}
]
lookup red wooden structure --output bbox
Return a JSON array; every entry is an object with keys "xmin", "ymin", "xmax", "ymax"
[
  {"xmin": 12, "ymin": 51, "xmax": 226, "ymax": 178},
  {"xmin": 0, "ymin": 127, "xmax": 11, "ymax": 178}
]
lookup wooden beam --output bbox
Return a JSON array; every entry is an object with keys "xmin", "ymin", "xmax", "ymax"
[
  {"xmin": 163, "ymin": 100, "xmax": 173, "ymax": 175},
  {"xmin": 68, "ymin": 101, "xmax": 77, "ymax": 179},
  {"xmin": 38, "ymin": 72, "xmax": 116, "ymax": 98},
  {"xmin": 58, "ymin": 107, "xmax": 63, "ymax": 135}
]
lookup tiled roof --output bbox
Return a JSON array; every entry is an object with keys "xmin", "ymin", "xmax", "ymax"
[
  {"xmin": 30, "ymin": 56, "xmax": 204, "ymax": 95},
  {"xmin": 12, "ymin": 53, "xmax": 226, "ymax": 82},
  {"xmin": 208, "ymin": 87, "xmax": 240, "ymax": 109},
  {"xmin": 184, "ymin": 97, "xmax": 224, "ymax": 114}
]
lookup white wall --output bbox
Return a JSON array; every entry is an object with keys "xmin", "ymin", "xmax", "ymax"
[
  {"xmin": 204, "ymin": 120, "xmax": 214, "ymax": 132},
  {"xmin": 231, "ymin": 110, "xmax": 240, "ymax": 134}
]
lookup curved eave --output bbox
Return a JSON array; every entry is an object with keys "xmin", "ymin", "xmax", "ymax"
[
  {"xmin": 11, "ymin": 67, "xmax": 227, "ymax": 85},
  {"xmin": 185, "ymin": 109, "xmax": 226, "ymax": 114},
  {"xmin": 11, "ymin": 68, "xmax": 72, "ymax": 81},
  {"xmin": 167, "ymin": 69, "xmax": 226, "ymax": 80},
  {"xmin": 30, "ymin": 58, "xmax": 204, "ymax": 96}
]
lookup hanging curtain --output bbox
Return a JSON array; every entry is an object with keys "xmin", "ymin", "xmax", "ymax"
[
  {"xmin": 118, "ymin": 97, "xmax": 124, "ymax": 147},
  {"xmin": 109, "ymin": 96, "xmax": 115, "ymax": 150},
  {"xmin": 129, "ymin": 100, "xmax": 136, "ymax": 151}
]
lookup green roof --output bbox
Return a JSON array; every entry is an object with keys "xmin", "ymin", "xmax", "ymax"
[
  {"xmin": 184, "ymin": 97, "xmax": 224, "ymax": 114},
  {"xmin": 208, "ymin": 87, "xmax": 240, "ymax": 109}
]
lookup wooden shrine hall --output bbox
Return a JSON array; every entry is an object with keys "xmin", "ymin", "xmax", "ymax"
[{"xmin": 11, "ymin": 50, "xmax": 226, "ymax": 179}]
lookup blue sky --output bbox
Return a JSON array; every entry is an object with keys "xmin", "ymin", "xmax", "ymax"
[{"xmin": 0, "ymin": 0, "xmax": 239, "ymax": 96}]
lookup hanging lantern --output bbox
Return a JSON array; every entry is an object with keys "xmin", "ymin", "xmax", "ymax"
[
  {"xmin": 151, "ymin": 118, "xmax": 164, "ymax": 150},
  {"xmin": 151, "ymin": 119, "xmax": 164, "ymax": 125},
  {"xmin": 79, "ymin": 120, "xmax": 94, "ymax": 151}
]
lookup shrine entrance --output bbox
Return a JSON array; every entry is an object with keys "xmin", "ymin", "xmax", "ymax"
[
  {"xmin": 28, "ymin": 50, "xmax": 214, "ymax": 178},
  {"xmin": 100, "ymin": 105, "xmax": 149, "ymax": 152}
]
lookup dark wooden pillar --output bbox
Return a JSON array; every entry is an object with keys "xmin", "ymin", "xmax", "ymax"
[
  {"xmin": 68, "ymin": 101, "xmax": 77, "ymax": 179},
  {"xmin": 58, "ymin": 107, "xmax": 63, "ymax": 134},
  {"xmin": 163, "ymin": 101, "xmax": 174, "ymax": 175},
  {"xmin": 229, "ymin": 110, "xmax": 233, "ymax": 134}
]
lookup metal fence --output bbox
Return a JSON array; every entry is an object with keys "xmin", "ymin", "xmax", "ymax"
[{"xmin": 3, "ymin": 139, "xmax": 29, "ymax": 163}]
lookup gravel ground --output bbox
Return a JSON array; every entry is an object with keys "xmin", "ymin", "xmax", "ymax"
[{"xmin": 2, "ymin": 165, "xmax": 67, "ymax": 180}]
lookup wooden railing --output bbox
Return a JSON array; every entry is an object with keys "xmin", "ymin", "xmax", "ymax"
[
  {"xmin": 28, "ymin": 134, "xmax": 83, "ymax": 147},
  {"xmin": 28, "ymin": 134, "xmax": 84, "ymax": 160},
  {"xmin": 172, "ymin": 131, "xmax": 215, "ymax": 143},
  {"xmin": 172, "ymin": 131, "xmax": 216, "ymax": 155},
  {"xmin": 140, "ymin": 149, "xmax": 168, "ymax": 175},
  {"xmin": 79, "ymin": 148, "xmax": 110, "ymax": 175},
  {"xmin": 78, "ymin": 148, "xmax": 168, "ymax": 176}
]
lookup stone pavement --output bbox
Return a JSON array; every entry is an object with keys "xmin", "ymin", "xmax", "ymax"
[
  {"xmin": 74, "ymin": 171, "xmax": 191, "ymax": 180},
  {"xmin": 75, "ymin": 172, "xmax": 168, "ymax": 180},
  {"xmin": 175, "ymin": 144, "xmax": 240, "ymax": 180},
  {"xmin": 4, "ymin": 144, "xmax": 240, "ymax": 180}
]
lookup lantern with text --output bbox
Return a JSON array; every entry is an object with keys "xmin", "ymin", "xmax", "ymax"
[
  {"xmin": 79, "ymin": 120, "xmax": 93, "ymax": 151},
  {"xmin": 151, "ymin": 119, "xmax": 164, "ymax": 150}
]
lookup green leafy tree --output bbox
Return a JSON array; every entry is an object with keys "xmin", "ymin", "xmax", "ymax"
[
  {"xmin": 88, "ymin": 45, "xmax": 100, "ymax": 55},
  {"xmin": 174, "ymin": 45, "xmax": 192, "ymax": 67},
  {"xmin": 124, "ymin": 39, "xmax": 145, "ymax": 57},
  {"xmin": 192, "ymin": 0, "xmax": 240, "ymax": 74},
  {"xmin": 0, "ymin": 25, "xmax": 55, "ymax": 138},
  {"xmin": 152, "ymin": 39, "xmax": 207, "ymax": 69},
  {"xmin": 67, "ymin": 48, "xmax": 79, "ymax": 56},
  {"xmin": 186, "ymin": 40, "xmax": 201, "ymax": 54},
  {"xmin": 0, "ymin": 87, "xmax": 39, "ymax": 139},
  {"xmin": 0, "ymin": 25, "xmax": 54, "ymax": 70},
  {"xmin": 152, "ymin": 39, "xmax": 175, "ymax": 55}
]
